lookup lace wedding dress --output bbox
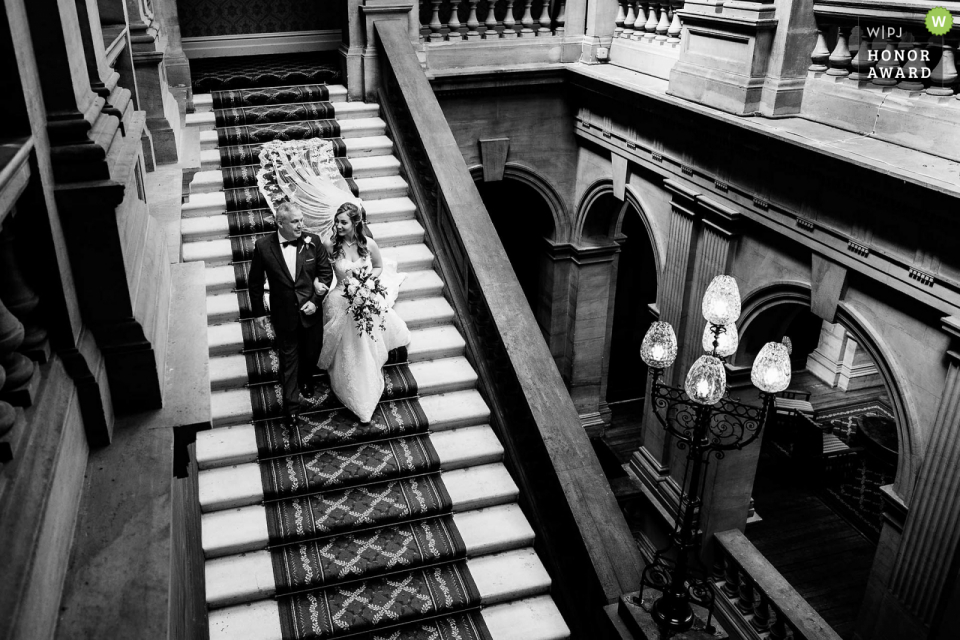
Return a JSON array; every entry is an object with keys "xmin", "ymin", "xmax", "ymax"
[{"xmin": 318, "ymin": 255, "xmax": 410, "ymax": 422}]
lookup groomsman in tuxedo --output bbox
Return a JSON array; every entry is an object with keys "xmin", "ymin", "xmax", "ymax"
[{"xmin": 248, "ymin": 202, "xmax": 334, "ymax": 421}]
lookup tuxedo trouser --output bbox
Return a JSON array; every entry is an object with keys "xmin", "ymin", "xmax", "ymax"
[{"xmin": 275, "ymin": 322, "xmax": 323, "ymax": 410}]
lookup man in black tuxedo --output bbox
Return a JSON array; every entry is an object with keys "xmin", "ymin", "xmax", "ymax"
[{"xmin": 248, "ymin": 202, "xmax": 334, "ymax": 420}]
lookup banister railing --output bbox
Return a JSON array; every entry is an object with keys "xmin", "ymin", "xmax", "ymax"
[
  {"xmin": 418, "ymin": 0, "xmax": 566, "ymax": 41},
  {"xmin": 713, "ymin": 530, "xmax": 843, "ymax": 640},
  {"xmin": 373, "ymin": 17, "xmax": 644, "ymax": 633}
]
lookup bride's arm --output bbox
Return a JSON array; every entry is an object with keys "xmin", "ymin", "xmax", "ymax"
[{"xmin": 368, "ymin": 239, "xmax": 383, "ymax": 278}]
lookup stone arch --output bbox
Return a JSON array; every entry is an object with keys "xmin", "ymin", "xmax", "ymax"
[
  {"xmin": 737, "ymin": 281, "xmax": 918, "ymax": 497},
  {"xmin": 467, "ymin": 162, "xmax": 568, "ymax": 242}
]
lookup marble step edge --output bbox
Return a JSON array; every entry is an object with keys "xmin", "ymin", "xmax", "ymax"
[
  {"xmin": 201, "ymin": 462, "xmax": 520, "ymax": 558},
  {"xmin": 204, "ymin": 502, "xmax": 535, "ymax": 608},
  {"xmin": 206, "ymin": 291, "xmax": 454, "ymax": 333},
  {"xmin": 196, "ymin": 389, "xmax": 491, "ymax": 470},
  {"xmin": 199, "ymin": 117, "xmax": 387, "ymax": 150},
  {"xmin": 198, "ymin": 424, "xmax": 505, "ymax": 513},
  {"xmin": 207, "ymin": 551, "xmax": 558, "ymax": 640},
  {"xmin": 208, "ymin": 320, "xmax": 459, "ymax": 383},
  {"xmin": 193, "ymin": 86, "xmax": 349, "ymax": 112},
  {"xmin": 201, "ymin": 243, "xmax": 436, "ymax": 299},
  {"xmin": 190, "ymin": 155, "xmax": 402, "ymax": 194},
  {"xmin": 209, "ymin": 354, "xmax": 478, "ymax": 428},
  {"xmin": 187, "ymin": 101, "xmax": 379, "ymax": 131},
  {"xmin": 181, "ymin": 174, "xmax": 409, "ymax": 218},
  {"xmin": 199, "ymin": 136, "xmax": 395, "ymax": 170}
]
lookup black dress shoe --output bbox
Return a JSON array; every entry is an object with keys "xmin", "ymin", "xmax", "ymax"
[
  {"xmin": 300, "ymin": 382, "xmax": 315, "ymax": 398},
  {"xmin": 284, "ymin": 408, "xmax": 300, "ymax": 427}
]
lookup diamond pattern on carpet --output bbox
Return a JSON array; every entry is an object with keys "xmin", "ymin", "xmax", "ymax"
[
  {"xmin": 219, "ymin": 138, "xmax": 348, "ymax": 168},
  {"xmin": 271, "ymin": 516, "xmax": 465, "ymax": 594},
  {"xmin": 217, "ymin": 120, "xmax": 341, "ymax": 148},
  {"xmin": 214, "ymin": 102, "xmax": 337, "ymax": 128},
  {"xmin": 266, "ymin": 474, "xmax": 451, "ymax": 544},
  {"xmin": 277, "ymin": 562, "xmax": 480, "ymax": 640},
  {"xmin": 260, "ymin": 436, "xmax": 440, "ymax": 500},
  {"xmin": 191, "ymin": 52, "xmax": 341, "ymax": 94},
  {"xmin": 255, "ymin": 398, "xmax": 429, "ymax": 459},
  {"xmin": 358, "ymin": 614, "xmax": 493, "ymax": 640},
  {"xmin": 243, "ymin": 346, "xmax": 408, "ymax": 385},
  {"xmin": 212, "ymin": 85, "xmax": 331, "ymax": 110},
  {"xmin": 222, "ymin": 158, "xmax": 352, "ymax": 190}
]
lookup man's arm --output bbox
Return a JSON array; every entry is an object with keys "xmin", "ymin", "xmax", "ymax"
[
  {"xmin": 249, "ymin": 242, "xmax": 267, "ymax": 316},
  {"xmin": 310, "ymin": 238, "xmax": 334, "ymax": 305}
]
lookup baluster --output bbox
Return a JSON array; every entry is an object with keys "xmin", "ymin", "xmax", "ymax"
[
  {"xmin": 0, "ymin": 364, "xmax": 14, "ymax": 459},
  {"xmin": 520, "ymin": 0, "xmax": 535, "ymax": 36},
  {"xmin": 655, "ymin": 1, "xmax": 670, "ymax": 41},
  {"xmin": 418, "ymin": 0, "xmax": 426, "ymax": 42},
  {"xmin": 768, "ymin": 608, "xmax": 789, "ymax": 640},
  {"xmin": 448, "ymin": 0, "xmax": 464, "ymax": 40},
  {"xmin": 827, "ymin": 25, "xmax": 853, "ymax": 76},
  {"xmin": 751, "ymin": 590, "xmax": 773, "ymax": 631},
  {"xmin": 0, "ymin": 296, "xmax": 37, "ymax": 407},
  {"xmin": 484, "ymin": 0, "xmax": 500, "ymax": 38},
  {"xmin": 667, "ymin": 4, "xmax": 682, "ymax": 44},
  {"xmin": 429, "ymin": 0, "xmax": 445, "ymax": 41},
  {"xmin": 721, "ymin": 555, "xmax": 740, "ymax": 598},
  {"xmin": 736, "ymin": 570, "xmax": 755, "ymax": 615},
  {"xmin": 809, "ymin": 26, "xmax": 831, "ymax": 72},
  {"xmin": 872, "ymin": 33, "xmax": 901, "ymax": 86},
  {"xmin": 465, "ymin": 0, "xmax": 482, "ymax": 39},
  {"xmin": 849, "ymin": 28, "xmax": 877, "ymax": 82},
  {"xmin": 643, "ymin": 1, "xmax": 659, "ymax": 41},
  {"xmin": 0, "ymin": 219, "xmax": 49, "ymax": 363},
  {"xmin": 623, "ymin": 2, "xmax": 637, "ymax": 39},
  {"xmin": 503, "ymin": 0, "xmax": 518, "ymax": 37},
  {"xmin": 614, "ymin": 1, "xmax": 626, "ymax": 38},
  {"xmin": 928, "ymin": 36, "xmax": 958, "ymax": 96},
  {"xmin": 899, "ymin": 30, "xmax": 929, "ymax": 92},
  {"xmin": 555, "ymin": 1, "xmax": 566, "ymax": 35},
  {"xmin": 537, "ymin": 0, "xmax": 552, "ymax": 34}
]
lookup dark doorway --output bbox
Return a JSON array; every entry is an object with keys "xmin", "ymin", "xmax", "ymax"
[
  {"xmin": 474, "ymin": 179, "xmax": 554, "ymax": 319},
  {"xmin": 606, "ymin": 203, "xmax": 658, "ymax": 403}
]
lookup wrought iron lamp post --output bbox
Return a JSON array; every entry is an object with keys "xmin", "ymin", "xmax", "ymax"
[{"xmin": 637, "ymin": 275, "xmax": 792, "ymax": 638}]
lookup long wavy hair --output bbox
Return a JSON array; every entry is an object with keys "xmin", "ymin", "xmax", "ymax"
[{"xmin": 331, "ymin": 202, "xmax": 369, "ymax": 259}]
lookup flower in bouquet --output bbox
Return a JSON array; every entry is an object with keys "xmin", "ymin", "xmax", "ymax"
[{"xmin": 341, "ymin": 268, "xmax": 390, "ymax": 337}]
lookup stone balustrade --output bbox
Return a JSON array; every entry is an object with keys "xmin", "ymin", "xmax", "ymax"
[
  {"xmin": 713, "ymin": 530, "xmax": 843, "ymax": 640},
  {"xmin": 613, "ymin": 1, "xmax": 682, "ymax": 44},
  {"xmin": 419, "ymin": 0, "xmax": 566, "ymax": 41}
]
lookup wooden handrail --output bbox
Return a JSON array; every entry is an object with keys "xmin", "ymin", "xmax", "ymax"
[{"xmin": 373, "ymin": 17, "xmax": 644, "ymax": 632}]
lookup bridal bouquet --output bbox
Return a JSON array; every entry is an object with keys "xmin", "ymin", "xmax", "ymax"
[{"xmin": 342, "ymin": 268, "xmax": 389, "ymax": 337}]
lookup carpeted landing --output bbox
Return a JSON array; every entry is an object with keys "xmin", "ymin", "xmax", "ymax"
[{"xmin": 181, "ymin": 62, "xmax": 569, "ymax": 640}]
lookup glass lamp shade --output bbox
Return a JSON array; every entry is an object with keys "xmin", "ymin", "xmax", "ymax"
[
  {"xmin": 641, "ymin": 321, "xmax": 678, "ymax": 369},
  {"xmin": 702, "ymin": 275, "xmax": 742, "ymax": 325},
  {"xmin": 702, "ymin": 322, "xmax": 739, "ymax": 358},
  {"xmin": 751, "ymin": 342, "xmax": 792, "ymax": 393},
  {"xmin": 684, "ymin": 355, "xmax": 727, "ymax": 405}
]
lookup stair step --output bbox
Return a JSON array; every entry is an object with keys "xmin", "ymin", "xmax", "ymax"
[
  {"xmin": 193, "ymin": 85, "xmax": 349, "ymax": 113},
  {"xmin": 183, "ymin": 219, "xmax": 423, "ymax": 266},
  {"xmin": 209, "ymin": 356, "xmax": 478, "ymax": 427},
  {"xmin": 201, "ymin": 462, "xmax": 519, "ymax": 557},
  {"xmin": 199, "ymin": 117, "xmax": 387, "ymax": 151},
  {"xmin": 197, "ymin": 389, "xmax": 490, "ymax": 470},
  {"xmin": 204, "ymin": 502, "xmax": 535, "ymax": 608},
  {"xmin": 190, "ymin": 155, "xmax": 401, "ymax": 194},
  {"xmin": 199, "ymin": 424, "xmax": 504, "ymax": 512},
  {"xmin": 200, "ymin": 135, "xmax": 394, "ymax": 170},
  {"xmin": 186, "ymin": 102, "xmax": 379, "ymax": 132},
  {"xmin": 208, "ymin": 320, "xmax": 458, "ymax": 389},
  {"xmin": 391, "ymin": 295, "xmax": 455, "ymax": 330},
  {"xmin": 207, "ymin": 548, "xmax": 550, "ymax": 639},
  {"xmin": 482, "ymin": 596, "xmax": 571, "ymax": 640},
  {"xmin": 181, "ymin": 173, "xmax": 408, "ymax": 218}
]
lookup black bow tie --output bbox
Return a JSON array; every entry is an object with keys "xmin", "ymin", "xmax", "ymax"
[{"xmin": 281, "ymin": 238, "xmax": 300, "ymax": 248}]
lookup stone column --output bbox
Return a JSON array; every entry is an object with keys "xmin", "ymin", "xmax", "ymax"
[
  {"xmin": 866, "ymin": 317, "xmax": 960, "ymax": 640},
  {"xmin": 579, "ymin": 0, "xmax": 618, "ymax": 63},
  {"xmin": 361, "ymin": 0, "xmax": 418, "ymax": 103},
  {"xmin": 541, "ymin": 239, "xmax": 576, "ymax": 378},
  {"xmin": 151, "ymin": 0, "xmax": 191, "ymax": 106},
  {"xmin": 807, "ymin": 320, "xmax": 881, "ymax": 390},
  {"xmin": 758, "ymin": 0, "xmax": 817, "ymax": 115}
]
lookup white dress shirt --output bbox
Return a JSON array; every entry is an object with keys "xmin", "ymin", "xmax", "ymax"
[{"xmin": 278, "ymin": 232, "xmax": 298, "ymax": 280}]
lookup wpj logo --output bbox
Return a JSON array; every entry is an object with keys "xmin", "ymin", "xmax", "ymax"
[{"xmin": 864, "ymin": 7, "xmax": 954, "ymax": 81}]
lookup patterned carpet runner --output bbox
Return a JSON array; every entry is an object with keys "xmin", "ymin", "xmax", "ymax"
[
  {"xmin": 277, "ymin": 562, "xmax": 480, "ymax": 640},
  {"xmin": 214, "ymin": 102, "xmax": 337, "ymax": 128},
  {"xmin": 243, "ymin": 346, "xmax": 407, "ymax": 386},
  {"xmin": 354, "ymin": 613, "xmax": 492, "ymax": 640},
  {"xmin": 217, "ymin": 120, "xmax": 341, "ymax": 147},
  {"xmin": 223, "ymin": 177, "xmax": 359, "ymax": 214},
  {"xmin": 270, "ymin": 516, "xmax": 465, "ymax": 594},
  {"xmin": 249, "ymin": 364, "xmax": 420, "ymax": 420},
  {"xmin": 260, "ymin": 436, "xmax": 440, "ymax": 500},
  {"xmin": 191, "ymin": 52, "xmax": 341, "ymax": 94},
  {"xmin": 265, "ymin": 474, "xmax": 452, "ymax": 544},
  {"xmin": 219, "ymin": 138, "xmax": 348, "ymax": 168},
  {"xmin": 212, "ymin": 85, "xmax": 331, "ymax": 110},
  {"xmin": 255, "ymin": 398, "xmax": 430, "ymax": 459},
  {"xmin": 222, "ymin": 158, "xmax": 352, "ymax": 190}
]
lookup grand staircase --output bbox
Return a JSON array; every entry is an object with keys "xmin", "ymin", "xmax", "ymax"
[{"xmin": 180, "ymin": 79, "xmax": 570, "ymax": 639}]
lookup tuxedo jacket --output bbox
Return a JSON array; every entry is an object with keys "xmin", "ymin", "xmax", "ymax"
[{"xmin": 248, "ymin": 232, "xmax": 334, "ymax": 332}]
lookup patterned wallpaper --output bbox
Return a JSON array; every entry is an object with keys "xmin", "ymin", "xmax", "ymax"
[{"xmin": 177, "ymin": 0, "xmax": 344, "ymax": 38}]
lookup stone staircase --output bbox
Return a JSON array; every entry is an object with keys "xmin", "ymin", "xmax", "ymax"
[{"xmin": 181, "ymin": 83, "xmax": 570, "ymax": 639}]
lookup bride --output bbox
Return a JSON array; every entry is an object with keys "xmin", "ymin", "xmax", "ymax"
[{"xmin": 257, "ymin": 138, "xmax": 411, "ymax": 422}]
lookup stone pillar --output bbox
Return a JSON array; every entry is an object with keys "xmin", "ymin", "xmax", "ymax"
[
  {"xmin": 541, "ymin": 239, "xmax": 576, "ymax": 378},
  {"xmin": 865, "ymin": 317, "xmax": 960, "ymax": 640},
  {"xmin": 151, "ymin": 0, "xmax": 192, "ymax": 106},
  {"xmin": 361, "ymin": 0, "xmax": 418, "ymax": 103},
  {"xmin": 758, "ymin": 0, "xmax": 817, "ymax": 115},
  {"xmin": 344, "ymin": 0, "xmax": 366, "ymax": 100},
  {"xmin": 125, "ymin": 0, "xmax": 181, "ymax": 165},
  {"xmin": 807, "ymin": 320, "xmax": 881, "ymax": 390},
  {"xmin": 566, "ymin": 243, "xmax": 620, "ymax": 435},
  {"xmin": 579, "ymin": 0, "xmax": 618, "ymax": 63}
]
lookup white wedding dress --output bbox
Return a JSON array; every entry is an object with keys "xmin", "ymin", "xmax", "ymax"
[{"xmin": 317, "ymin": 254, "xmax": 410, "ymax": 422}]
